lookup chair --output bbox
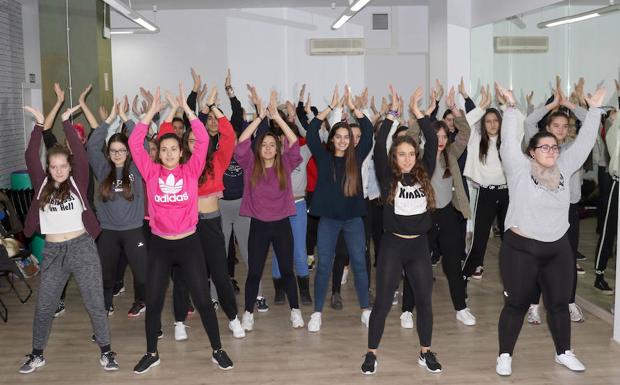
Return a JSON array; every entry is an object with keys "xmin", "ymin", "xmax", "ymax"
[{"xmin": 0, "ymin": 244, "xmax": 33, "ymax": 322}]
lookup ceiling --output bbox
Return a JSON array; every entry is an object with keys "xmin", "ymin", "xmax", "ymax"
[{"xmin": 126, "ymin": 0, "xmax": 429, "ymax": 11}]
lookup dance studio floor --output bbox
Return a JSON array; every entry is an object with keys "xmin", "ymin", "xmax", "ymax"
[{"xmin": 1, "ymin": 235, "xmax": 619, "ymax": 385}]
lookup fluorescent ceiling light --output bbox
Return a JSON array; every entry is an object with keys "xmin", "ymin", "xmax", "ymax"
[
  {"xmin": 104, "ymin": 0, "xmax": 132, "ymax": 16},
  {"xmin": 350, "ymin": 0, "xmax": 372, "ymax": 12},
  {"xmin": 134, "ymin": 17, "xmax": 157, "ymax": 31},
  {"xmin": 110, "ymin": 30, "xmax": 135, "ymax": 35},
  {"xmin": 332, "ymin": 14, "xmax": 352, "ymax": 29},
  {"xmin": 538, "ymin": 4, "xmax": 619, "ymax": 28}
]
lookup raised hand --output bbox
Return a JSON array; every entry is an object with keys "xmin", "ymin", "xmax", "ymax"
[
  {"xmin": 23, "ymin": 106, "xmax": 44, "ymax": 125},
  {"xmin": 344, "ymin": 85, "xmax": 356, "ymax": 111},
  {"xmin": 424, "ymin": 89, "xmax": 437, "ymax": 116},
  {"xmin": 78, "ymin": 84, "xmax": 93, "ymax": 105},
  {"xmin": 98, "ymin": 105, "xmax": 109, "ymax": 121},
  {"xmin": 330, "ymin": 85, "xmax": 340, "ymax": 109},
  {"xmin": 132, "ymin": 95, "xmax": 140, "ymax": 116},
  {"xmin": 409, "ymin": 87, "xmax": 424, "ymax": 119},
  {"xmin": 370, "ymin": 95, "xmax": 378, "ymax": 115},
  {"xmin": 388, "ymin": 84, "xmax": 399, "ymax": 112},
  {"xmin": 435, "ymin": 79, "xmax": 444, "ymax": 101},
  {"xmin": 526, "ymin": 91, "xmax": 534, "ymax": 107},
  {"xmin": 458, "ymin": 76, "xmax": 469, "ymax": 99},
  {"xmin": 119, "ymin": 96, "xmax": 129, "ymax": 122},
  {"xmin": 380, "ymin": 96, "xmax": 388, "ymax": 115},
  {"xmin": 142, "ymin": 88, "xmax": 162, "ymax": 123},
  {"xmin": 585, "ymin": 87, "xmax": 606, "ymax": 108},
  {"xmin": 197, "ymin": 83, "xmax": 208, "ymax": 110},
  {"xmin": 494, "ymin": 82, "xmax": 506, "ymax": 106},
  {"xmin": 447, "ymin": 86, "xmax": 461, "ymax": 116},
  {"xmin": 495, "ymin": 83, "xmax": 515, "ymax": 107},
  {"xmin": 305, "ymin": 93, "xmax": 312, "ymax": 115},
  {"xmin": 267, "ymin": 90, "xmax": 279, "ymax": 118},
  {"xmin": 299, "ymin": 84, "xmax": 306, "ymax": 102},
  {"xmin": 105, "ymin": 98, "xmax": 118, "ymax": 124},
  {"xmin": 615, "ymin": 79, "xmax": 620, "ymax": 93},
  {"xmin": 285, "ymin": 100, "xmax": 296, "ymax": 122},
  {"xmin": 53, "ymin": 83, "xmax": 65, "ymax": 104},
  {"xmin": 191, "ymin": 68, "xmax": 202, "ymax": 92},
  {"xmin": 61, "ymin": 105, "xmax": 82, "ymax": 122}
]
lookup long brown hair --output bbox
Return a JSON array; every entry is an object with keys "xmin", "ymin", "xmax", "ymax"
[
  {"xmin": 100, "ymin": 133, "xmax": 134, "ymax": 202},
  {"xmin": 327, "ymin": 123, "xmax": 360, "ymax": 197},
  {"xmin": 38, "ymin": 144, "xmax": 73, "ymax": 209},
  {"xmin": 251, "ymin": 132, "xmax": 287, "ymax": 190},
  {"xmin": 434, "ymin": 121, "xmax": 451, "ymax": 178},
  {"xmin": 479, "ymin": 108, "xmax": 502, "ymax": 163},
  {"xmin": 386, "ymin": 136, "xmax": 435, "ymax": 209}
]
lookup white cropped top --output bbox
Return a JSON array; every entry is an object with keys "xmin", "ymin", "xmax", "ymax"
[{"xmin": 39, "ymin": 192, "xmax": 85, "ymax": 234}]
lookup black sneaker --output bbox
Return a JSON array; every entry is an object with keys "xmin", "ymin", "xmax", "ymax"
[
  {"xmin": 212, "ymin": 300, "xmax": 219, "ymax": 311},
  {"xmin": 256, "ymin": 297, "xmax": 269, "ymax": 312},
  {"xmin": 575, "ymin": 252, "xmax": 587, "ymax": 261},
  {"xmin": 231, "ymin": 278, "xmax": 240, "ymax": 294},
  {"xmin": 595, "ymin": 276, "xmax": 614, "ymax": 295},
  {"xmin": 418, "ymin": 351, "xmax": 442, "ymax": 373},
  {"xmin": 19, "ymin": 354, "xmax": 45, "ymax": 374},
  {"xmin": 113, "ymin": 282, "xmax": 125, "ymax": 297},
  {"xmin": 107, "ymin": 305, "xmax": 115, "ymax": 317},
  {"xmin": 330, "ymin": 292, "xmax": 343, "ymax": 310},
  {"xmin": 54, "ymin": 300, "xmax": 66, "ymax": 318},
  {"xmin": 361, "ymin": 352, "xmax": 377, "ymax": 375},
  {"xmin": 133, "ymin": 353, "xmax": 160, "ymax": 374},
  {"xmin": 91, "ymin": 334, "xmax": 96, "ymax": 343},
  {"xmin": 128, "ymin": 302, "xmax": 145, "ymax": 318},
  {"xmin": 100, "ymin": 351, "xmax": 119, "ymax": 371},
  {"xmin": 212, "ymin": 349, "xmax": 234, "ymax": 370},
  {"xmin": 157, "ymin": 330, "xmax": 164, "ymax": 339}
]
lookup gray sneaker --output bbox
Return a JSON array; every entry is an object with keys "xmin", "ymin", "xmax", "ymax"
[
  {"xmin": 100, "ymin": 351, "xmax": 119, "ymax": 371},
  {"xmin": 19, "ymin": 354, "xmax": 45, "ymax": 374}
]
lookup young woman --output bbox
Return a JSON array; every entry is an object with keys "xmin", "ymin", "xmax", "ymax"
[
  {"xmin": 159, "ymin": 86, "xmax": 245, "ymax": 339},
  {"xmin": 362, "ymin": 86, "xmax": 441, "ymax": 375},
  {"xmin": 306, "ymin": 86, "xmax": 373, "ymax": 332},
  {"xmin": 85, "ymin": 97, "xmax": 148, "ymax": 318},
  {"xmin": 235, "ymin": 90, "xmax": 304, "ymax": 331},
  {"xmin": 461, "ymin": 105, "xmax": 508, "ymax": 280},
  {"xmin": 129, "ymin": 87, "xmax": 233, "ymax": 374},
  {"xmin": 523, "ymin": 89, "xmax": 589, "ymax": 324},
  {"xmin": 494, "ymin": 85, "xmax": 605, "ymax": 376},
  {"xmin": 20, "ymin": 103, "xmax": 118, "ymax": 373}
]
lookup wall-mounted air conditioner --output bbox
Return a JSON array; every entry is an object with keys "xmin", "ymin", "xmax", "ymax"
[
  {"xmin": 309, "ymin": 38, "xmax": 365, "ymax": 55},
  {"xmin": 494, "ymin": 36, "xmax": 549, "ymax": 53}
]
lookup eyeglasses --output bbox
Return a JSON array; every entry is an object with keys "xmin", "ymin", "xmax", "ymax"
[
  {"xmin": 535, "ymin": 144, "xmax": 560, "ymax": 154},
  {"xmin": 109, "ymin": 149, "xmax": 128, "ymax": 156}
]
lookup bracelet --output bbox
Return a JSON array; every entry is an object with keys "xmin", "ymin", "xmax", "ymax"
[
  {"xmin": 328, "ymin": 105, "xmax": 334, "ymax": 111},
  {"xmin": 208, "ymin": 103, "xmax": 216, "ymax": 110},
  {"xmin": 225, "ymin": 85, "xmax": 233, "ymax": 91},
  {"xmin": 388, "ymin": 110, "xmax": 399, "ymax": 118}
]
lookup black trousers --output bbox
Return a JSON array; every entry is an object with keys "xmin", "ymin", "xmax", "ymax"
[
  {"xmin": 462, "ymin": 186, "xmax": 509, "ymax": 277},
  {"xmin": 146, "ymin": 233, "xmax": 221, "ymax": 353},
  {"xmin": 245, "ymin": 218, "xmax": 299, "ymax": 312},
  {"xmin": 595, "ymin": 179, "xmax": 618, "ymax": 275},
  {"xmin": 306, "ymin": 191, "xmax": 319, "ymax": 256},
  {"xmin": 97, "ymin": 227, "xmax": 147, "ymax": 310},
  {"xmin": 498, "ymin": 230, "xmax": 572, "ymax": 355},
  {"xmin": 368, "ymin": 233, "xmax": 433, "ymax": 349},
  {"xmin": 596, "ymin": 166, "xmax": 613, "ymax": 234}
]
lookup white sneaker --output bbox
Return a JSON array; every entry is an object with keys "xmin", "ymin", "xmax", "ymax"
[
  {"xmin": 241, "ymin": 311, "xmax": 254, "ymax": 332},
  {"xmin": 341, "ymin": 267, "xmax": 349, "ymax": 285},
  {"xmin": 569, "ymin": 303, "xmax": 584, "ymax": 323},
  {"xmin": 290, "ymin": 308, "xmax": 304, "ymax": 328},
  {"xmin": 496, "ymin": 353, "xmax": 512, "ymax": 376},
  {"xmin": 361, "ymin": 309, "xmax": 371, "ymax": 327},
  {"xmin": 228, "ymin": 316, "xmax": 246, "ymax": 338},
  {"xmin": 456, "ymin": 308, "xmax": 476, "ymax": 326},
  {"xmin": 400, "ymin": 311, "xmax": 414, "ymax": 329},
  {"xmin": 527, "ymin": 304, "xmax": 541, "ymax": 325},
  {"xmin": 174, "ymin": 321, "xmax": 188, "ymax": 341},
  {"xmin": 308, "ymin": 312, "xmax": 322, "ymax": 332},
  {"xmin": 555, "ymin": 350, "xmax": 585, "ymax": 372},
  {"xmin": 392, "ymin": 291, "xmax": 399, "ymax": 306}
]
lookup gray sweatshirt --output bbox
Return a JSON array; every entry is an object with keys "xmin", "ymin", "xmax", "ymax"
[
  {"xmin": 86, "ymin": 120, "xmax": 145, "ymax": 231},
  {"xmin": 501, "ymin": 107, "xmax": 603, "ymax": 242},
  {"xmin": 291, "ymin": 144, "xmax": 312, "ymax": 198},
  {"xmin": 524, "ymin": 105, "xmax": 588, "ymax": 204}
]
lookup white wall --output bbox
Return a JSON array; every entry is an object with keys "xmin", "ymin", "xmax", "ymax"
[{"xmin": 111, "ymin": 7, "xmax": 364, "ymax": 114}]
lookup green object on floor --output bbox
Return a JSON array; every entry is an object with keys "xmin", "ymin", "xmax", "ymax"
[{"xmin": 10, "ymin": 171, "xmax": 33, "ymax": 190}]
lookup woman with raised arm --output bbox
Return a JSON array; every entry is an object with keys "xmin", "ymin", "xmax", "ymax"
[
  {"xmin": 306, "ymin": 86, "xmax": 373, "ymax": 332},
  {"xmin": 129, "ymin": 87, "xmax": 233, "ymax": 374},
  {"xmin": 85, "ymin": 97, "xmax": 148, "ymax": 318},
  {"xmin": 494, "ymin": 84, "xmax": 605, "ymax": 376},
  {"xmin": 361, "ymin": 86, "xmax": 441, "ymax": 375},
  {"xmin": 20, "ymin": 103, "xmax": 119, "ymax": 374}
]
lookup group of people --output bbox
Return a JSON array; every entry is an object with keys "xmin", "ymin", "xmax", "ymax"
[{"xmin": 16, "ymin": 67, "xmax": 619, "ymax": 377}]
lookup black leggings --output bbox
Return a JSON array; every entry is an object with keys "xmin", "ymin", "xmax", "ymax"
[
  {"xmin": 146, "ymin": 233, "xmax": 221, "ymax": 353},
  {"xmin": 305, "ymin": 192, "xmax": 319, "ymax": 256},
  {"xmin": 245, "ymin": 218, "xmax": 299, "ymax": 312},
  {"xmin": 498, "ymin": 230, "xmax": 572, "ymax": 355},
  {"xmin": 97, "ymin": 227, "xmax": 147, "ymax": 310},
  {"xmin": 172, "ymin": 215, "xmax": 238, "ymax": 321},
  {"xmin": 368, "ymin": 233, "xmax": 433, "ymax": 349},
  {"xmin": 462, "ymin": 186, "xmax": 509, "ymax": 277}
]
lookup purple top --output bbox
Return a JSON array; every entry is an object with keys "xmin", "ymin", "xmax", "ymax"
[{"xmin": 235, "ymin": 137, "xmax": 302, "ymax": 221}]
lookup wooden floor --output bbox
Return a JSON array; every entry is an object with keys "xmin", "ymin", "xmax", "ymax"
[{"xmin": 1, "ymin": 235, "xmax": 619, "ymax": 385}]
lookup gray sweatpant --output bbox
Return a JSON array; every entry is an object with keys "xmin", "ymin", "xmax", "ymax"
[
  {"xmin": 219, "ymin": 198, "xmax": 262, "ymax": 297},
  {"xmin": 33, "ymin": 233, "xmax": 110, "ymax": 351}
]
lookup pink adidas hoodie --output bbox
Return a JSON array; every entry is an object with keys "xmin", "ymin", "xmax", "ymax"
[{"xmin": 129, "ymin": 118, "xmax": 209, "ymax": 236}]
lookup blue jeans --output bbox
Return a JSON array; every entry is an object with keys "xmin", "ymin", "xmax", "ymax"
[
  {"xmin": 314, "ymin": 216, "xmax": 369, "ymax": 311},
  {"xmin": 272, "ymin": 200, "xmax": 309, "ymax": 278}
]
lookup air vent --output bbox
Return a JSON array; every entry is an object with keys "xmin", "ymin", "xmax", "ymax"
[
  {"xmin": 372, "ymin": 13, "xmax": 389, "ymax": 30},
  {"xmin": 494, "ymin": 36, "xmax": 549, "ymax": 53},
  {"xmin": 309, "ymin": 38, "xmax": 365, "ymax": 55}
]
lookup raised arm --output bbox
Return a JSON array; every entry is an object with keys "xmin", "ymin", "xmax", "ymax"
[
  {"xmin": 60, "ymin": 105, "xmax": 89, "ymax": 186},
  {"xmin": 268, "ymin": 91, "xmax": 298, "ymax": 147},
  {"xmin": 23, "ymin": 107, "xmax": 46, "ymax": 188},
  {"xmin": 44, "ymin": 83, "xmax": 65, "ymax": 131},
  {"xmin": 86, "ymin": 100, "xmax": 117, "ymax": 181},
  {"xmin": 446, "ymin": 88, "xmax": 470, "ymax": 158},
  {"xmin": 496, "ymin": 85, "xmax": 530, "ymax": 174},
  {"xmin": 78, "ymin": 84, "xmax": 99, "ymax": 129},
  {"xmin": 129, "ymin": 88, "xmax": 162, "ymax": 178},
  {"xmin": 345, "ymin": 86, "xmax": 372, "ymax": 159},
  {"xmin": 238, "ymin": 91, "xmax": 267, "ymax": 144}
]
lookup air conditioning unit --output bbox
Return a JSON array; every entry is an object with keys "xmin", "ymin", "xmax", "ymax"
[
  {"xmin": 494, "ymin": 36, "xmax": 549, "ymax": 53},
  {"xmin": 309, "ymin": 38, "xmax": 365, "ymax": 55}
]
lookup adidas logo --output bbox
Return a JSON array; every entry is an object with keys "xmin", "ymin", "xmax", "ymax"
[
  {"xmin": 137, "ymin": 242, "xmax": 144, "ymax": 248},
  {"xmin": 159, "ymin": 174, "xmax": 183, "ymax": 194}
]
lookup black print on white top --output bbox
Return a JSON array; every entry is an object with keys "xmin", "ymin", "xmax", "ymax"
[
  {"xmin": 47, "ymin": 194, "xmax": 77, "ymax": 212},
  {"xmin": 530, "ymin": 173, "xmax": 566, "ymax": 192},
  {"xmin": 394, "ymin": 182, "xmax": 428, "ymax": 216},
  {"xmin": 112, "ymin": 173, "xmax": 135, "ymax": 193}
]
